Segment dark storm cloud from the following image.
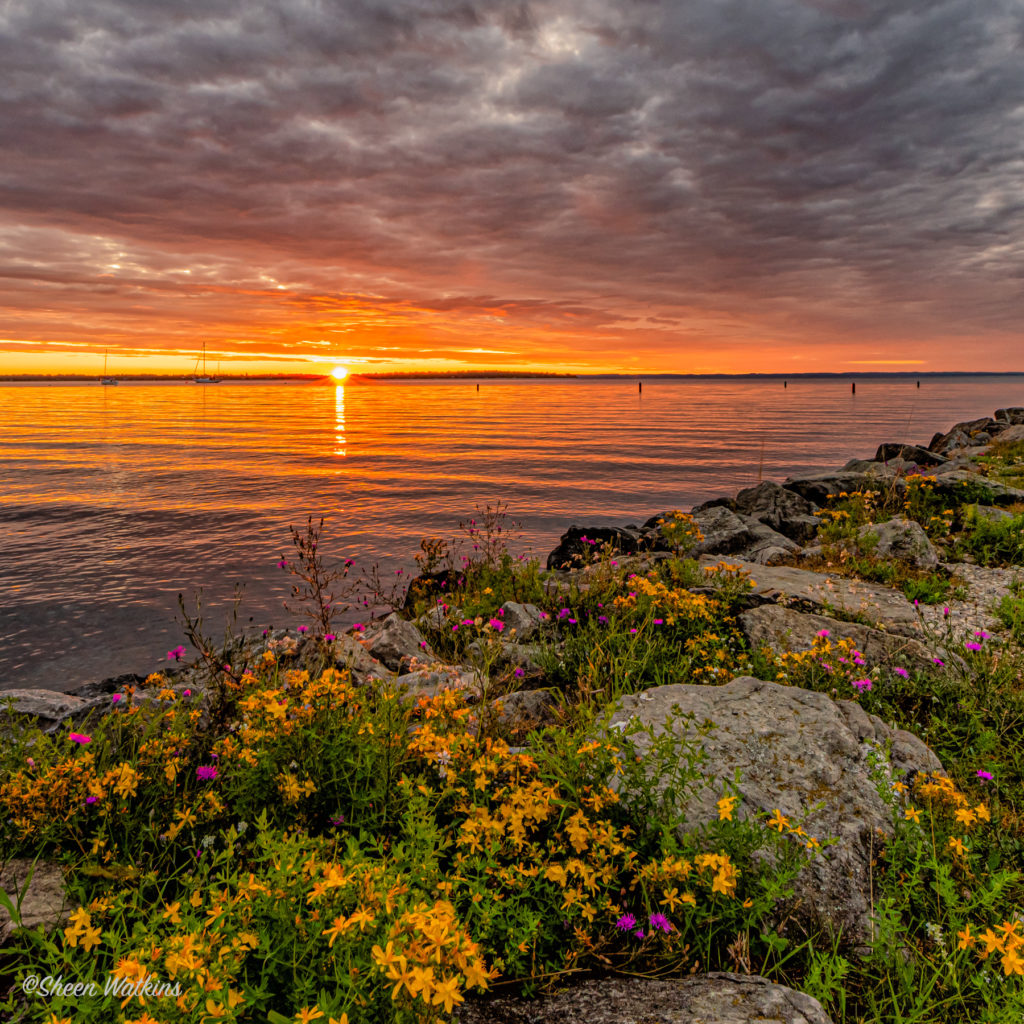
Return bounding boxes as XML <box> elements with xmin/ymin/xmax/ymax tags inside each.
<box><xmin>2</xmin><ymin>0</ymin><xmax>1023</xmax><ymax>359</ymax></box>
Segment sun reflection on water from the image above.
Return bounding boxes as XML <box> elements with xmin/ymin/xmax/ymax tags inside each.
<box><xmin>335</xmin><ymin>384</ymin><xmax>346</xmax><ymax>456</ymax></box>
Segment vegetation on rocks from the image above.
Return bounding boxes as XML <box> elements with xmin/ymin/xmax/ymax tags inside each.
<box><xmin>3</xmin><ymin>414</ymin><xmax>1024</xmax><ymax>1024</ymax></box>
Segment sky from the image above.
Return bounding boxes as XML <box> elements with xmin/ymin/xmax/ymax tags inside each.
<box><xmin>2</xmin><ymin>0</ymin><xmax>1024</xmax><ymax>376</ymax></box>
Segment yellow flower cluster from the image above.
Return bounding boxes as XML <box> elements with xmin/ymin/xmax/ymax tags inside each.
<box><xmin>957</xmin><ymin>920</ymin><xmax>1024</xmax><ymax>976</ymax></box>
<box><xmin>613</xmin><ymin>575</ymin><xmax>719</xmax><ymax>625</ymax></box>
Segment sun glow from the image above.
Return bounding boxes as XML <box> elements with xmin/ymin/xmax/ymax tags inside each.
<box><xmin>330</xmin><ymin>365</ymin><xmax>349</xmax><ymax>380</ymax></box>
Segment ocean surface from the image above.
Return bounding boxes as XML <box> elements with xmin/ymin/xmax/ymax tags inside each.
<box><xmin>2</xmin><ymin>375</ymin><xmax>1021</xmax><ymax>692</ymax></box>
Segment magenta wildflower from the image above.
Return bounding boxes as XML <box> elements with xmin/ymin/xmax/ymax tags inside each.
<box><xmin>965</xmin><ymin>641</ymin><xmax>982</xmax><ymax>652</ymax></box>
<box><xmin>634</xmin><ymin>929</ymin><xmax>645</xmax><ymax>939</ymax></box>
<box><xmin>85</xmin><ymin>796</ymin><xmax>98</xmax><ymax>804</ymax></box>
<box><xmin>167</xmin><ymin>645</ymin><xmax>186</xmax><ymax>662</ymax></box>
<box><xmin>277</xmin><ymin>559</ymin><xmax>289</xmax><ymax>569</ymax></box>
<box><xmin>852</xmin><ymin>678</ymin><xmax>872</xmax><ymax>693</ymax></box>
<box><xmin>630</xmin><ymin>628</ymin><xmax>638</xmax><ymax>635</ymax></box>
<box><xmin>894</xmin><ymin>667</ymin><xmax>910</xmax><ymax>679</ymax></box>
<box><xmin>974</xmin><ymin>630</ymin><xmax>990</xmax><ymax>639</ymax></box>
<box><xmin>111</xmin><ymin>693</ymin><xmax>122</xmax><ymax>704</ymax></box>
<box><xmin>598</xmin><ymin>615</ymin><xmax>609</xmax><ymax>624</ymax></box>
<box><xmin>183</xmin><ymin>689</ymin><xmax>192</xmax><ymax>697</ymax></box>
<box><xmin>615</xmin><ymin>914</ymin><xmax>637</xmax><ymax>931</ymax></box>
<box><xmin>649</xmin><ymin>913</ymin><xmax>672</xmax><ymax>933</ymax></box>
<box><xmin>324</xmin><ymin>633</ymin><xmax>336</xmax><ymax>642</ymax></box>
<box><xmin>558</xmin><ymin>608</ymin><xmax>571</xmax><ymax>620</ymax></box>
<box><xmin>539</xmin><ymin>612</ymin><xmax>549</xmax><ymax>620</ymax></box>
<box><xmin>462</xmin><ymin>618</ymin><xmax>475</xmax><ymax>626</ymax></box>
<box><xmin>489</xmin><ymin>618</ymin><xmax>505</xmax><ymax>632</ymax></box>
<box><xmin>514</xmin><ymin>667</ymin><xmax>525</xmax><ymax>678</ymax></box>
<box><xmin>943</xmin><ymin>606</ymin><xmax>950</xmax><ymax>617</ymax></box>
<box><xmin>653</xmin><ymin>618</ymin><xmax>664</xmax><ymax>625</ymax></box>
<box><xmin>353</xmin><ymin>622</ymin><xmax>365</xmax><ymax>631</ymax></box>
<box><xmin>196</xmin><ymin>765</ymin><xmax>218</xmax><ymax>782</ymax></box>
<box><xmin>816</xmin><ymin>629</ymin><xmax>830</xmax><ymax>638</ymax></box>
<box><xmin>297</xmin><ymin>625</ymin><xmax>308</xmax><ymax>634</ymax></box>
<box><xmin>69</xmin><ymin>733</ymin><xmax>91</xmax><ymax>744</ymax></box>
<box><xmin>933</xmin><ymin>657</ymin><xmax>945</xmax><ymax>666</ymax></box>
<box><xmin>976</xmin><ymin>770</ymin><xmax>994</xmax><ymax>781</ymax></box>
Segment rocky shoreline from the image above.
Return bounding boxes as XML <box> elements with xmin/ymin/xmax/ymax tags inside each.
<box><xmin>3</xmin><ymin>406</ymin><xmax>1024</xmax><ymax>1024</ymax></box>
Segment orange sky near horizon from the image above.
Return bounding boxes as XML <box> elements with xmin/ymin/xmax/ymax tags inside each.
<box><xmin>3</xmin><ymin>2</ymin><xmax>1024</xmax><ymax>378</ymax></box>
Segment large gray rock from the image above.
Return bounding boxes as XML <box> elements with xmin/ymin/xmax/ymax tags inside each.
<box><xmin>499</xmin><ymin>602</ymin><xmax>545</xmax><ymax>641</ymax></box>
<box><xmin>454</xmin><ymin>973</ymin><xmax>834</xmax><ymax>1024</ymax></box>
<box><xmin>0</xmin><ymin>689</ymin><xmax>105</xmax><ymax>734</ymax></box>
<box><xmin>875</xmin><ymin>443</ymin><xmax>947</xmax><ymax>467</ymax></box>
<box><xmin>930</xmin><ymin>470</ymin><xmax>1024</xmax><ymax>506</ymax></box>
<box><xmin>366</xmin><ymin>613</ymin><xmax>436</xmax><ymax>672</ymax></box>
<box><xmin>330</xmin><ymin>635</ymin><xmax>395</xmax><ymax>686</ymax></box>
<box><xmin>699</xmin><ymin>557</ymin><xmax>922</xmax><ymax>636</ymax></box>
<box><xmin>690</xmin><ymin>506</ymin><xmax>756</xmax><ymax>556</ymax></box>
<box><xmin>783</xmin><ymin>467</ymin><xmax>900</xmax><ymax>506</ymax></box>
<box><xmin>736</xmin><ymin>515</ymin><xmax>803</xmax><ymax>565</ymax></box>
<box><xmin>995</xmin><ymin>423</ymin><xmax>1024</xmax><ymax>443</ymax></box>
<box><xmin>397</xmin><ymin>667</ymin><xmax>479</xmax><ymax>700</ymax></box>
<box><xmin>0</xmin><ymin>860</ymin><xmax>70</xmax><ymax>940</ymax></box>
<box><xmin>547</xmin><ymin>524</ymin><xmax>655</xmax><ymax>570</ymax></box>
<box><xmin>856</xmin><ymin>517</ymin><xmax>939</xmax><ymax>568</ymax></box>
<box><xmin>739</xmin><ymin>605</ymin><xmax>936</xmax><ymax>671</ymax></box>
<box><xmin>732</xmin><ymin>481</ymin><xmax>821</xmax><ymax>543</ymax></box>
<box><xmin>608</xmin><ymin>677</ymin><xmax>942</xmax><ymax>945</ymax></box>
<box><xmin>994</xmin><ymin>407</ymin><xmax>1024</xmax><ymax>425</ymax></box>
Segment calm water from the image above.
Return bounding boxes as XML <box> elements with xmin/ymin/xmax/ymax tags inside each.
<box><xmin>2</xmin><ymin>376</ymin><xmax>1021</xmax><ymax>691</ymax></box>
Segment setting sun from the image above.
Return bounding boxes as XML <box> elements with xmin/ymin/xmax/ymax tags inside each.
<box><xmin>330</xmin><ymin>366</ymin><xmax>349</xmax><ymax>380</ymax></box>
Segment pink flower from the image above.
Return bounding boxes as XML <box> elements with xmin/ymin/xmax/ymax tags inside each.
<box><xmin>893</xmin><ymin>667</ymin><xmax>909</xmax><ymax>679</ymax></box>
<box><xmin>816</xmin><ymin>629</ymin><xmax>830</xmax><ymax>638</ymax></box>
<box><xmin>68</xmin><ymin>733</ymin><xmax>91</xmax><ymax>744</ymax></box>
<box><xmin>489</xmin><ymin>618</ymin><xmax>505</xmax><ymax>632</ymax></box>
<box><xmin>111</xmin><ymin>694</ymin><xmax>122</xmax><ymax>704</ymax></box>
<box><xmin>353</xmin><ymin>622</ymin><xmax>365</xmax><ymax>631</ymax></box>
<box><xmin>277</xmin><ymin>559</ymin><xmax>289</xmax><ymax>569</ymax></box>
<box><xmin>615</xmin><ymin>913</ymin><xmax>637</xmax><ymax>931</ymax></box>
<box><xmin>196</xmin><ymin>765</ymin><xmax>218</xmax><ymax>781</ymax></box>
<box><xmin>85</xmin><ymin>796</ymin><xmax>98</xmax><ymax>804</ymax></box>
<box><xmin>649</xmin><ymin>913</ymin><xmax>672</xmax><ymax>933</ymax></box>
<box><xmin>943</xmin><ymin>606</ymin><xmax>950</xmax><ymax>618</ymax></box>
<box><xmin>297</xmin><ymin>625</ymin><xmax>308</xmax><ymax>634</ymax></box>
<box><xmin>514</xmin><ymin>667</ymin><xmax>525</xmax><ymax>678</ymax></box>
<box><xmin>324</xmin><ymin>633</ymin><xmax>336</xmax><ymax>642</ymax></box>
<box><xmin>965</xmin><ymin>641</ymin><xmax>982</xmax><ymax>652</ymax></box>
<box><xmin>852</xmin><ymin>678</ymin><xmax>872</xmax><ymax>693</ymax></box>
<box><xmin>974</xmin><ymin>630</ymin><xmax>990</xmax><ymax>639</ymax></box>
<box><xmin>932</xmin><ymin>658</ymin><xmax>945</xmax><ymax>666</ymax></box>
<box><xmin>183</xmin><ymin>689</ymin><xmax>192</xmax><ymax>697</ymax></box>
<box><xmin>976</xmin><ymin>770</ymin><xmax>994</xmax><ymax>781</ymax></box>
<box><xmin>167</xmin><ymin>645</ymin><xmax>186</xmax><ymax>662</ymax></box>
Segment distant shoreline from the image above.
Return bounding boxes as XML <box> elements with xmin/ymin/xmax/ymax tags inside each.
<box><xmin>3</xmin><ymin>369</ymin><xmax>1023</xmax><ymax>383</ymax></box>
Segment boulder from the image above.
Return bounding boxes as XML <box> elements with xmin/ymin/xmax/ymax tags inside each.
<box><xmin>690</xmin><ymin>506</ymin><xmax>756</xmax><ymax>556</ymax></box>
<box><xmin>608</xmin><ymin>677</ymin><xmax>943</xmax><ymax>945</ymax></box>
<box><xmin>930</xmin><ymin>470</ymin><xmax>1024</xmax><ymax>506</ymax></box>
<box><xmin>547</xmin><ymin>525</ymin><xmax>657</xmax><ymax>570</ymax></box>
<box><xmin>856</xmin><ymin>517</ymin><xmax>939</xmax><ymax>568</ymax></box>
<box><xmin>0</xmin><ymin>860</ymin><xmax>70</xmax><ymax>941</ymax></box>
<box><xmin>499</xmin><ymin>602</ymin><xmax>545</xmax><ymax>641</ymax></box>
<box><xmin>491</xmin><ymin>688</ymin><xmax>558</xmax><ymax>735</ymax></box>
<box><xmin>0</xmin><ymin>689</ymin><xmax>105</xmax><ymax>734</ymax></box>
<box><xmin>699</xmin><ymin>557</ymin><xmax>922</xmax><ymax>636</ymax></box>
<box><xmin>398</xmin><ymin>667</ymin><xmax>479</xmax><ymax>700</ymax></box>
<box><xmin>735</xmin><ymin>515</ymin><xmax>802</xmax><ymax>565</ymax></box>
<box><xmin>971</xmin><ymin>505</ymin><xmax>1014</xmax><ymax>523</ymax></box>
<box><xmin>366</xmin><ymin>613</ymin><xmax>436</xmax><ymax>673</ymax></box>
<box><xmin>730</xmin><ymin>481</ymin><xmax>821</xmax><ymax>543</ymax></box>
<box><xmin>330</xmin><ymin>635</ymin><xmax>395</xmax><ymax>686</ymax></box>
<box><xmin>875</xmin><ymin>443</ymin><xmax>947</xmax><ymax>468</ymax></box>
<box><xmin>783</xmin><ymin>467</ymin><xmax>900</xmax><ymax>507</ymax></box>
<box><xmin>453</xmin><ymin>973</ymin><xmax>835</xmax><ymax>1024</ymax></box>
<box><xmin>739</xmin><ymin>605</ymin><xmax>936</xmax><ymax>671</ymax></box>
<box><xmin>926</xmin><ymin>418</ymin><xmax>1004</xmax><ymax>455</ymax></box>
<box><xmin>994</xmin><ymin>407</ymin><xmax>1024</xmax><ymax>425</ymax></box>
<box><xmin>996</xmin><ymin>423</ymin><xmax>1024</xmax><ymax>443</ymax></box>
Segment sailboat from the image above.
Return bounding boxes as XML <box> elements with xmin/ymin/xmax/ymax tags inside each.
<box><xmin>191</xmin><ymin>343</ymin><xmax>220</xmax><ymax>384</ymax></box>
<box><xmin>100</xmin><ymin>349</ymin><xmax>118</xmax><ymax>385</ymax></box>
